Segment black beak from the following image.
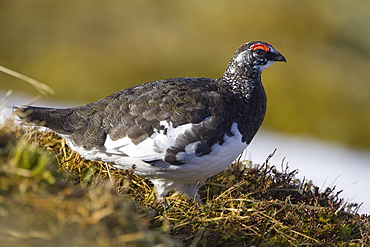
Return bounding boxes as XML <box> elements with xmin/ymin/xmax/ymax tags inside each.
<box><xmin>273</xmin><ymin>52</ymin><xmax>286</xmax><ymax>63</ymax></box>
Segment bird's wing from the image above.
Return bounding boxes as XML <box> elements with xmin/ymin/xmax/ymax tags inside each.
<box><xmin>99</xmin><ymin>77</ymin><xmax>237</xmax><ymax>165</ymax></box>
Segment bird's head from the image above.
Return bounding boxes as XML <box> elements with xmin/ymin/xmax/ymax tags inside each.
<box><xmin>234</xmin><ymin>41</ymin><xmax>286</xmax><ymax>72</ymax></box>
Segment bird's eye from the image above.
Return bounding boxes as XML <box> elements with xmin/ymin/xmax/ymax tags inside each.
<box><xmin>254</xmin><ymin>49</ymin><xmax>265</xmax><ymax>55</ymax></box>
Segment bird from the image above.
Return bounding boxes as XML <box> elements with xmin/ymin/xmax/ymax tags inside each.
<box><xmin>14</xmin><ymin>41</ymin><xmax>286</xmax><ymax>203</ymax></box>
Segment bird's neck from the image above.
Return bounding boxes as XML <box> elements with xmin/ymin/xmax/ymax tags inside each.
<box><xmin>220</xmin><ymin>61</ymin><xmax>263</xmax><ymax>100</ymax></box>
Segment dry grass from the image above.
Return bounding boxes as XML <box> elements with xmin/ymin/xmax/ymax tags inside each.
<box><xmin>1</xmin><ymin>118</ymin><xmax>369</xmax><ymax>246</ymax></box>
<box><xmin>0</xmin><ymin>65</ymin><xmax>54</xmax><ymax>96</ymax></box>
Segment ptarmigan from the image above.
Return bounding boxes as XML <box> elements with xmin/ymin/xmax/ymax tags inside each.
<box><xmin>14</xmin><ymin>41</ymin><xmax>286</xmax><ymax>203</ymax></box>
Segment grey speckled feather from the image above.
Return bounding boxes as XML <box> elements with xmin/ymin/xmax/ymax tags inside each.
<box><xmin>14</xmin><ymin>41</ymin><xmax>286</xmax><ymax>201</ymax></box>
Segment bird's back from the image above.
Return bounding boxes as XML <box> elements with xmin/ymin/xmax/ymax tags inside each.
<box><xmin>15</xmin><ymin>77</ymin><xmax>245</xmax><ymax>151</ymax></box>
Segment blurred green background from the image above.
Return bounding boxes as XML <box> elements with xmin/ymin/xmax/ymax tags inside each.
<box><xmin>1</xmin><ymin>0</ymin><xmax>369</xmax><ymax>148</ymax></box>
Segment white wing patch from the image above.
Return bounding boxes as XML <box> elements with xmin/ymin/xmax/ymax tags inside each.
<box><xmin>104</xmin><ymin>120</ymin><xmax>195</xmax><ymax>161</ymax></box>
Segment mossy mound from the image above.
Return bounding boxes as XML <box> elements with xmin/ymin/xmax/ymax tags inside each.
<box><xmin>1</xmin><ymin>119</ymin><xmax>369</xmax><ymax>246</ymax></box>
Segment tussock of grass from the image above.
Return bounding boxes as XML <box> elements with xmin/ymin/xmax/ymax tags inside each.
<box><xmin>1</xmin><ymin>119</ymin><xmax>369</xmax><ymax>246</ymax></box>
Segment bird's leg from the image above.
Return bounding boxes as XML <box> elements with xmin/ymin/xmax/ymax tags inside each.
<box><xmin>162</xmin><ymin>197</ymin><xmax>170</xmax><ymax>209</ymax></box>
<box><xmin>194</xmin><ymin>194</ymin><xmax>204</xmax><ymax>206</ymax></box>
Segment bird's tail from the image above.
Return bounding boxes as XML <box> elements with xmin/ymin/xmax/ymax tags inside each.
<box><xmin>13</xmin><ymin>105</ymin><xmax>81</xmax><ymax>134</ymax></box>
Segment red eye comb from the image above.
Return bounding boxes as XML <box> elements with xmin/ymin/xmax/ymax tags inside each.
<box><xmin>251</xmin><ymin>43</ymin><xmax>270</xmax><ymax>52</ymax></box>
